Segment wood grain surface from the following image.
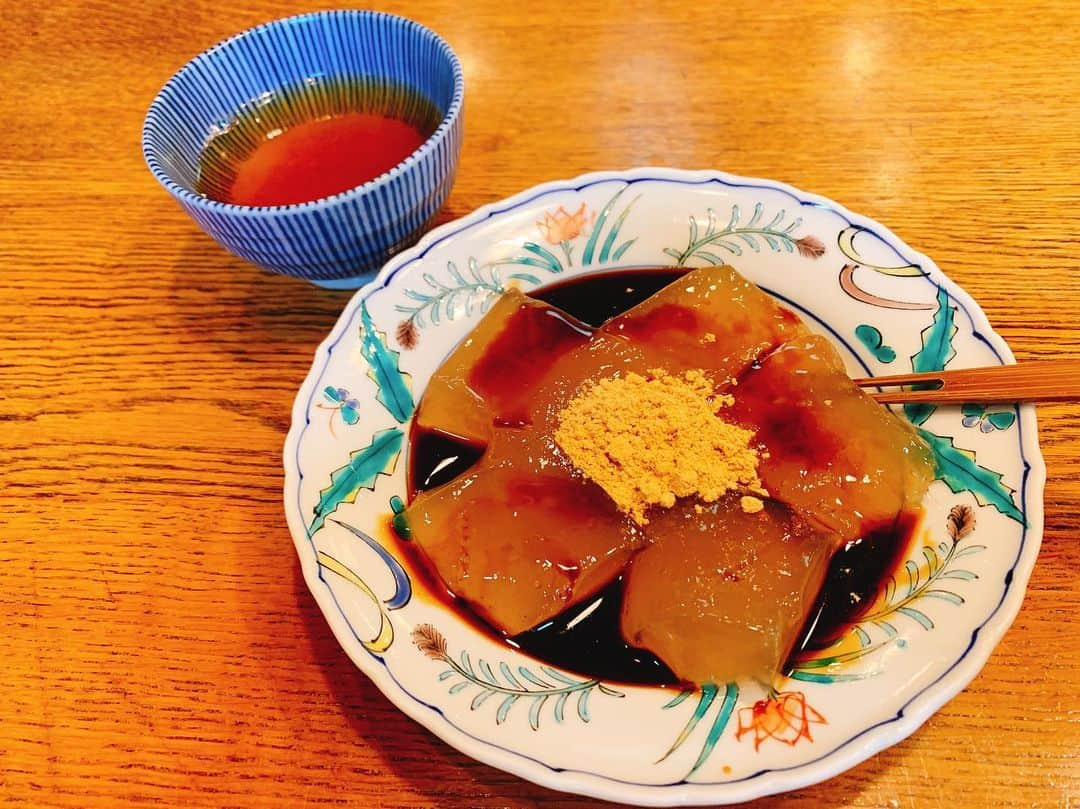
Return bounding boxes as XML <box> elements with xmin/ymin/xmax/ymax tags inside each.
<box><xmin>2</xmin><ymin>1</ymin><xmax>1078</xmax><ymax>806</ymax></box>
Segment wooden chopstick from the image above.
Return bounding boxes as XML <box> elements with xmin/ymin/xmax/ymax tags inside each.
<box><xmin>852</xmin><ymin>358</ymin><xmax>1080</xmax><ymax>404</ymax></box>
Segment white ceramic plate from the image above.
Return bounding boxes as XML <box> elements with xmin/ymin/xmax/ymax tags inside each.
<box><xmin>283</xmin><ymin>168</ymin><xmax>1044</xmax><ymax>805</ymax></box>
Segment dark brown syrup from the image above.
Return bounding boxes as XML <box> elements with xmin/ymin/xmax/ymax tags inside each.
<box><xmin>407</xmin><ymin>428</ymin><xmax>485</xmax><ymax>499</ymax></box>
<box><xmin>405</xmin><ymin>268</ymin><xmax>920</xmax><ymax>685</ymax></box>
<box><xmin>792</xmin><ymin>510</ymin><xmax>921</xmax><ymax>653</ymax></box>
<box><xmin>508</xmin><ymin>576</ymin><xmax>677</xmax><ymax>684</ymax></box>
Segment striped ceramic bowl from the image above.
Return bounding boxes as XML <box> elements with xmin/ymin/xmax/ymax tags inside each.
<box><xmin>142</xmin><ymin>11</ymin><xmax>464</xmax><ymax>288</ymax></box>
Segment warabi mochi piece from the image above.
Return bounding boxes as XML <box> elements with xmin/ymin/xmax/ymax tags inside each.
<box><xmin>621</xmin><ymin>495</ymin><xmax>835</xmax><ymax>684</ymax></box>
<box><xmin>728</xmin><ymin>335</ymin><xmax>935</xmax><ymax>540</ymax></box>
<box><xmin>602</xmin><ymin>265</ymin><xmax>810</xmax><ymax>381</ymax></box>
<box><xmin>527</xmin><ymin>332</ymin><xmax>651</xmax><ymax>435</ymax></box>
<box><xmin>407</xmin><ymin>427</ymin><xmax>644</xmax><ymax>635</ymax></box>
<box><xmin>414</xmin><ymin>288</ymin><xmax>590</xmax><ymax>443</ymax></box>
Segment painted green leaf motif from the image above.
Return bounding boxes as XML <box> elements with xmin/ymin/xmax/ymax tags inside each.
<box><xmin>657</xmin><ymin>682</ymin><xmax>739</xmax><ymax>777</ymax></box>
<box><xmin>528</xmin><ymin>695</ymin><xmax>549</xmax><ymax>730</ymax></box>
<box><xmin>394</xmin><ymin>258</ymin><xmax>544</xmax><ymax>329</ymax></box>
<box><xmin>576</xmin><ymin>688</ymin><xmax>592</xmax><ymax>722</ymax></box>
<box><xmin>909</xmin><ymin>397</ymin><xmax>943</xmax><ymax>430</ymax></box>
<box><xmin>897</xmin><ymin>606</ymin><xmax>934</xmax><ymax>630</ymax></box>
<box><xmin>689</xmin><ymin>682</ymin><xmax>738</xmax><ymax>777</ymax></box>
<box><xmin>662</xmin><ymin>688</ymin><xmax>693</xmax><ymax>710</ymax></box>
<box><xmin>987</xmin><ymin>411</ymin><xmax>1017</xmax><ymax>431</ymax></box>
<box><xmin>911</xmin><ymin>287</ymin><xmax>957</xmax><ymax>371</ymax></box>
<box><xmin>411</xmin><ymin>623</ymin><xmax>621</xmax><ymax>730</ymax></box>
<box><xmin>854</xmin><ymin>625</ymin><xmax>872</xmax><ymax>647</ymax></box>
<box><xmin>658</xmin><ymin>684</ymin><xmax>717</xmax><ymax>764</ymax></box>
<box><xmin>611</xmin><ymin>238</ymin><xmax>637</xmax><ymax>261</ymax></box>
<box><xmin>389</xmin><ymin>494</ymin><xmax>410</xmax><ymax>539</ymax></box>
<box><xmin>553</xmin><ymin>691</ymin><xmax>569</xmax><ymax>722</ymax></box>
<box><xmin>310</xmin><ymin>427</ymin><xmax>404</xmax><ymax>535</ymax></box>
<box><xmin>854</xmin><ymin>323</ymin><xmax>897</xmax><ymax>363</ymax></box>
<box><xmin>917</xmin><ymin>428</ymin><xmax>1024</xmax><ymax>523</ymax></box>
<box><xmin>360</xmin><ymin>302</ymin><xmax>414</xmax><ymax>423</ymax></box>
<box><xmin>789</xmin><ymin>670</ymin><xmax>875</xmax><ymax>684</ymax></box>
<box><xmin>496</xmin><ymin>695</ymin><xmax>517</xmax><ymax>725</ymax></box>
<box><xmin>522</xmin><ymin>242</ymin><xmax>563</xmax><ymax>273</ymax></box>
<box><xmin>904</xmin><ymin>286</ymin><xmax>957</xmax><ymax>427</ymax></box>
<box><xmin>582</xmin><ymin>186</ymin><xmax>628</xmax><ymax>266</ymax></box>
<box><xmin>471</xmin><ymin>690</ymin><xmax>494</xmax><ymax>710</ymax></box>
<box><xmin>598</xmin><ymin>194</ymin><xmax>641</xmax><ymax>263</ymax></box>
<box><xmin>667</xmin><ymin>204</ymin><xmax>811</xmax><ymax>266</ymax></box>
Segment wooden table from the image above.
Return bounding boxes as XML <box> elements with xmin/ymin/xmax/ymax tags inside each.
<box><xmin>4</xmin><ymin>1</ymin><xmax>1078</xmax><ymax>806</ymax></box>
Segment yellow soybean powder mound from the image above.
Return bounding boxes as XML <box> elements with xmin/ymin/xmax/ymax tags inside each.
<box><xmin>554</xmin><ymin>368</ymin><xmax>766</xmax><ymax>525</ymax></box>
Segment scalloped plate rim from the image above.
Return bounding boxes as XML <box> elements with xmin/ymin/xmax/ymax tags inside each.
<box><xmin>282</xmin><ymin>167</ymin><xmax>1046</xmax><ymax>806</ymax></box>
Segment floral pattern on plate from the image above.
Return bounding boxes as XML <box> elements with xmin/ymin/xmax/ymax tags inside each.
<box><xmin>284</xmin><ymin>168</ymin><xmax>1043</xmax><ymax>806</ymax></box>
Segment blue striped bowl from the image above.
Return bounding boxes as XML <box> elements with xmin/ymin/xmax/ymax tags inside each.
<box><xmin>142</xmin><ymin>11</ymin><xmax>464</xmax><ymax>288</ymax></box>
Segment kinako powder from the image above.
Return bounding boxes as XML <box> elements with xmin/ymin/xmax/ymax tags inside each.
<box><xmin>553</xmin><ymin>368</ymin><xmax>767</xmax><ymax>525</ymax></box>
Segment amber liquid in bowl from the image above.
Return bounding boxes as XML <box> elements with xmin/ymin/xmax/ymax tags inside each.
<box><xmin>197</xmin><ymin>78</ymin><xmax>442</xmax><ymax>207</ymax></box>
<box><xmin>407</xmin><ymin>269</ymin><xmax>922</xmax><ymax>686</ymax></box>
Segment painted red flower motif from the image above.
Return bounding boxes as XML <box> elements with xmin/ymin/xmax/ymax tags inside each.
<box><xmin>536</xmin><ymin>202</ymin><xmax>594</xmax><ymax>244</ymax></box>
<box><xmin>735</xmin><ymin>690</ymin><xmax>826</xmax><ymax>752</ymax></box>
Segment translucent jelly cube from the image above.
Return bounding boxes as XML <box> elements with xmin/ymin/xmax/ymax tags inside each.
<box><xmin>621</xmin><ymin>495</ymin><xmax>835</xmax><ymax>684</ymax></box>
